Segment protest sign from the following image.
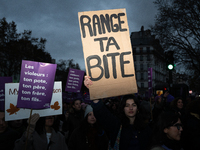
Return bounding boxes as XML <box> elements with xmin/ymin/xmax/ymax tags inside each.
<box><xmin>65</xmin><ymin>68</ymin><xmax>85</xmax><ymax>93</ymax></box>
<box><xmin>62</xmin><ymin>92</ymin><xmax>84</xmax><ymax>103</ymax></box>
<box><xmin>148</xmin><ymin>68</ymin><xmax>153</xmax><ymax>98</ymax></box>
<box><xmin>17</xmin><ymin>60</ymin><xmax>57</xmax><ymax>109</ymax></box>
<box><xmin>0</xmin><ymin>77</ymin><xmax>12</xmax><ymax>111</ymax></box>
<box><xmin>62</xmin><ymin>92</ymin><xmax>73</xmax><ymax>103</ymax></box>
<box><xmin>5</xmin><ymin>82</ymin><xmax>62</xmax><ymax>121</ymax></box>
<box><xmin>78</xmin><ymin>8</ymin><xmax>137</xmax><ymax>99</ymax></box>
<box><xmin>83</xmin><ymin>91</ymin><xmax>91</xmax><ymax>104</ymax></box>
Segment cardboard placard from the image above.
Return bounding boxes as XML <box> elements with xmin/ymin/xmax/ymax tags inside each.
<box><xmin>5</xmin><ymin>82</ymin><xmax>62</xmax><ymax>121</ymax></box>
<box><xmin>78</xmin><ymin>8</ymin><xmax>137</xmax><ymax>99</ymax></box>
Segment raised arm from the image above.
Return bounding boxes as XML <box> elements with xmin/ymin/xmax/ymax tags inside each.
<box><xmin>84</xmin><ymin>76</ymin><xmax>99</xmax><ymax>103</ymax></box>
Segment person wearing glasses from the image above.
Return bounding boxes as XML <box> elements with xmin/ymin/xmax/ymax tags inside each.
<box><xmin>150</xmin><ymin>112</ymin><xmax>183</xmax><ymax>150</ymax></box>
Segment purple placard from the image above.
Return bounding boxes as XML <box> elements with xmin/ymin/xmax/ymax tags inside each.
<box><xmin>83</xmin><ymin>91</ymin><xmax>91</xmax><ymax>104</ymax></box>
<box><xmin>148</xmin><ymin>68</ymin><xmax>153</xmax><ymax>98</ymax></box>
<box><xmin>17</xmin><ymin>60</ymin><xmax>57</xmax><ymax>109</ymax></box>
<box><xmin>65</xmin><ymin>68</ymin><xmax>85</xmax><ymax>93</ymax></box>
<box><xmin>62</xmin><ymin>92</ymin><xmax>74</xmax><ymax>103</ymax></box>
<box><xmin>0</xmin><ymin>77</ymin><xmax>12</xmax><ymax>111</ymax></box>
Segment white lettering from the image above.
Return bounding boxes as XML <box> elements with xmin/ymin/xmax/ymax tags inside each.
<box><xmin>23</xmin><ymin>77</ymin><xmax>32</xmax><ymax>82</ymax></box>
<box><xmin>32</xmin><ymin>91</ymin><xmax>46</xmax><ymax>96</ymax></box>
<box><xmin>33</xmin><ymin>85</ymin><xmax>46</xmax><ymax>90</ymax></box>
<box><xmin>31</xmin><ymin>97</ymin><xmax>40</xmax><ymax>102</ymax></box>
<box><xmin>23</xmin><ymin>84</ymin><xmax>32</xmax><ymax>88</ymax></box>
<box><xmin>33</xmin><ymin>79</ymin><xmax>47</xmax><ymax>84</ymax></box>
<box><xmin>21</xmin><ymin>96</ymin><xmax>30</xmax><ymax>101</ymax></box>
<box><xmin>22</xmin><ymin>90</ymin><xmax>31</xmax><ymax>95</ymax></box>
<box><xmin>25</xmin><ymin>64</ymin><xmax>34</xmax><ymax>69</ymax></box>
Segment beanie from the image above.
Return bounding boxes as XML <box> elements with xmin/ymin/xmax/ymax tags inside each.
<box><xmin>84</xmin><ymin>105</ymin><xmax>93</xmax><ymax>118</ymax></box>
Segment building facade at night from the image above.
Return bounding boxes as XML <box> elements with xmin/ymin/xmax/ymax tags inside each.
<box><xmin>130</xmin><ymin>26</ymin><xmax>167</xmax><ymax>97</ymax></box>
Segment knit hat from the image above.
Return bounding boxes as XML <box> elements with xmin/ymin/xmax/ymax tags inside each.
<box><xmin>84</xmin><ymin>105</ymin><xmax>93</xmax><ymax>118</ymax></box>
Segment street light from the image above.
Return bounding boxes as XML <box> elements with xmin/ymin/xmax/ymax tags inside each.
<box><xmin>167</xmin><ymin>64</ymin><xmax>174</xmax><ymax>70</ymax></box>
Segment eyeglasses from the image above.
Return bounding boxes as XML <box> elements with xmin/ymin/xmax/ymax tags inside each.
<box><xmin>172</xmin><ymin>123</ymin><xmax>183</xmax><ymax>130</ymax></box>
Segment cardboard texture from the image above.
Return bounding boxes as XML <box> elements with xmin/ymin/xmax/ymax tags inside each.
<box><xmin>78</xmin><ymin>8</ymin><xmax>137</xmax><ymax>99</ymax></box>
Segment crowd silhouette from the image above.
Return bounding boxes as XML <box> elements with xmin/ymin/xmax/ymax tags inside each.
<box><xmin>0</xmin><ymin>79</ymin><xmax>200</xmax><ymax>150</ymax></box>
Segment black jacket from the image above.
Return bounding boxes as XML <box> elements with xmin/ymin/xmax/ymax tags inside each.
<box><xmin>62</xmin><ymin>109</ymin><xmax>84</xmax><ymax>143</ymax></box>
<box><xmin>91</xmin><ymin>100</ymin><xmax>152</xmax><ymax>150</ymax></box>
<box><xmin>68</xmin><ymin>125</ymin><xmax>108</xmax><ymax>150</ymax></box>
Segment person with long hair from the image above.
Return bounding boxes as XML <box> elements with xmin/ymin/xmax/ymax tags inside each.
<box><xmin>62</xmin><ymin>99</ymin><xmax>84</xmax><ymax>144</ymax></box>
<box><xmin>84</xmin><ymin>76</ymin><xmax>152</xmax><ymax>150</ymax></box>
<box><xmin>150</xmin><ymin>112</ymin><xmax>183</xmax><ymax>150</ymax></box>
<box><xmin>14</xmin><ymin>114</ymin><xmax>68</xmax><ymax>150</ymax></box>
<box><xmin>68</xmin><ymin>105</ymin><xmax>108</xmax><ymax>150</ymax></box>
<box><xmin>170</xmin><ymin>97</ymin><xmax>184</xmax><ymax>115</ymax></box>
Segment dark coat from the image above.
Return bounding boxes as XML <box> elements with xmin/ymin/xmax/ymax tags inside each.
<box><xmin>62</xmin><ymin>109</ymin><xmax>84</xmax><ymax>143</ymax></box>
<box><xmin>14</xmin><ymin>128</ymin><xmax>68</xmax><ymax>150</ymax></box>
<box><xmin>68</xmin><ymin>125</ymin><xmax>108</xmax><ymax>150</ymax></box>
<box><xmin>182</xmin><ymin>113</ymin><xmax>200</xmax><ymax>150</ymax></box>
<box><xmin>91</xmin><ymin>100</ymin><xmax>152</xmax><ymax>150</ymax></box>
<box><xmin>0</xmin><ymin>127</ymin><xmax>20</xmax><ymax>150</ymax></box>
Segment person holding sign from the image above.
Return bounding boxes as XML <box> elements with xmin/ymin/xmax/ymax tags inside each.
<box><xmin>84</xmin><ymin>76</ymin><xmax>152</xmax><ymax>150</ymax></box>
<box><xmin>14</xmin><ymin>113</ymin><xmax>68</xmax><ymax>150</ymax></box>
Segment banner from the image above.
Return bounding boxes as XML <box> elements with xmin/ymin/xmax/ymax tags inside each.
<box><xmin>148</xmin><ymin>68</ymin><xmax>153</xmax><ymax>98</ymax></box>
<box><xmin>83</xmin><ymin>91</ymin><xmax>91</xmax><ymax>104</ymax></box>
<box><xmin>5</xmin><ymin>82</ymin><xmax>62</xmax><ymax>121</ymax></box>
<box><xmin>17</xmin><ymin>60</ymin><xmax>57</xmax><ymax>109</ymax></box>
<box><xmin>0</xmin><ymin>77</ymin><xmax>12</xmax><ymax>111</ymax></box>
<box><xmin>65</xmin><ymin>68</ymin><xmax>85</xmax><ymax>93</ymax></box>
<box><xmin>78</xmin><ymin>8</ymin><xmax>137</xmax><ymax>99</ymax></box>
<box><xmin>62</xmin><ymin>92</ymin><xmax>83</xmax><ymax>103</ymax></box>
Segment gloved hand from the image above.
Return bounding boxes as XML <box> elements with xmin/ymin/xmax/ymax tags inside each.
<box><xmin>27</xmin><ymin>113</ymin><xmax>40</xmax><ymax>126</ymax></box>
<box><xmin>26</xmin><ymin>113</ymin><xmax>40</xmax><ymax>137</ymax></box>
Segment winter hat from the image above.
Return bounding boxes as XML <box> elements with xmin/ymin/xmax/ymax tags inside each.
<box><xmin>84</xmin><ymin>105</ymin><xmax>93</xmax><ymax>118</ymax></box>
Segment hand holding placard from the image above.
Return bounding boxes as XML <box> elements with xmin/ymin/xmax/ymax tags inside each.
<box><xmin>84</xmin><ymin>76</ymin><xmax>99</xmax><ymax>103</ymax></box>
<box><xmin>78</xmin><ymin>9</ymin><xmax>138</xmax><ymax>100</ymax></box>
<box><xmin>84</xmin><ymin>76</ymin><xmax>93</xmax><ymax>88</ymax></box>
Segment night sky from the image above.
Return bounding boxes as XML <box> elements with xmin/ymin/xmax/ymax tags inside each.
<box><xmin>0</xmin><ymin>0</ymin><xmax>157</xmax><ymax>70</ymax></box>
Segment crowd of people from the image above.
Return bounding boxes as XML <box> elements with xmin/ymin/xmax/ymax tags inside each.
<box><xmin>0</xmin><ymin>77</ymin><xmax>200</xmax><ymax>150</ymax></box>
